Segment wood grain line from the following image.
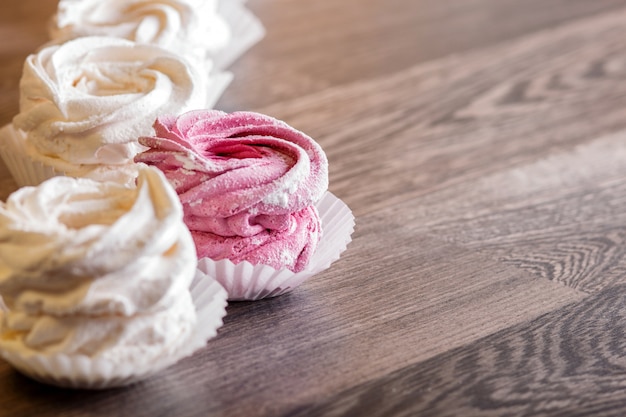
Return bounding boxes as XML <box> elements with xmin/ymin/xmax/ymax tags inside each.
<box><xmin>219</xmin><ymin>0</ymin><xmax>626</xmax><ymax>110</ymax></box>
<box><xmin>381</xmin><ymin>133</ymin><xmax>626</xmax><ymax>293</ymax></box>
<box><xmin>492</xmin><ymin>227</ymin><xmax>626</xmax><ymax>294</ymax></box>
<box><xmin>388</xmin><ymin>131</ymin><xmax>626</xmax><ymax>227</ymax></box>
<box><xmin>282</xmin><ymin>284</ymin><xmax>626</xmax><ymax>417</ymax></box>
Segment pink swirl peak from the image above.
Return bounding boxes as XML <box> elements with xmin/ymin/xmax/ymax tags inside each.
<box><xmin>135</xmin><ymin>110</ymin><xmax>329</xmax><ymax>272</ymax></box>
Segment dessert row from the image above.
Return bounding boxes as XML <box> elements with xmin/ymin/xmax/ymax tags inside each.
<box><xmin>0</xmin><ymin>0</ymin><xmax>354</xmax><ymax>388</ymax></box>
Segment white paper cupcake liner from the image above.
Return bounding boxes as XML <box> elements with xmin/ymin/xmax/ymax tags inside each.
<box><xmin>206</xmin><ymin>71</ymin><xmax>234</xmax><ymax>108</ymax></box>
<box><xmin>215</xmin><ymin>0</ymin><xmax>265</xmax><ymax>69</ymax></box>
<box><xmin>198</xmin><ymin>192</ymin><xmax>355</xmax><ymax>301</ymax></box>
<box><xmin>0</xmin><ymin>270</ymin><xmax>227</xmax><ymax>389</ymax></box>
<box><xmin>0</xmin><ymin>124</ymin><xmax>64</xmax><ymax>187</ymax></box>
<box><xmin>0</xmin><ymin>124</ymin><xmax>150</xmax><ymax>187</ymax></box>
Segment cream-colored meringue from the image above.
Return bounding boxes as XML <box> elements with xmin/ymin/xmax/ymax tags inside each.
<box><xmin>12</xmin><ymin>36</ymin><xmax>221</xmax><ymax>183</ymax></box>
<box><xmin>0</xmin><ymin>166</ymin><xmax>198</xmax><ymax>364</ymax></box>
<box><xmin>49</xmin><ymin>0</ymin><xmax>230</xmax><ymax>64</ymax></box>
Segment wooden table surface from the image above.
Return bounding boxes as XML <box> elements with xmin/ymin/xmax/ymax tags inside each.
<box><xmin>3</xmin><ymin>0</ymin><xmax>626</xmax><ymax>416</ymax></box>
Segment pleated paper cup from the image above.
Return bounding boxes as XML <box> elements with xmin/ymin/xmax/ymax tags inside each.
<box><xmin>0</xmin><ymin>124</ymin><xmax>64</xmax><ymax>187</ymax></box>
<box><xmin>0</xmin><ymin>124</ymin><xmax>143</xmax><ymax>187</ymax></box>
<box><xmin>198</xmin><ymin>192</ymin><xmax>355</xmax><ymax>301</ymax></box>
<box><xmin>206</xmin><ymin>71</ymin><xmax>234</xmax><ymax>108</ymax></box>
<box><xmin>214</xmin><ymin>0</ymin><xmax>265</xmax><ymax>69</ymax></box>
<box><xmin>0</xmin><ymin>270</ymin><xmax>227</xmax><ymax>389</ymax></box>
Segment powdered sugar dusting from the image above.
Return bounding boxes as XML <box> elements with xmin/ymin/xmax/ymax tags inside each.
<box><xmin>135</xmin><ymin>110</ymin><xmax>328</xmax><ymax>271</ymax></box>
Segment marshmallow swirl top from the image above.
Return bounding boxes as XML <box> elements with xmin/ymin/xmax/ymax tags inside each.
<box><xmin>13</xmin><ymin>36</ymin><xmax>212</xmax><ymax>168</ymax></box>
<box><xmin>136</xmin><ymin>110</ymin><xmax>328</xmax><ymax>227</ymax></box>
<box><xmin>49</xmin><ymin>0</ymin><xmax>230</xmax><ymax>63</ymax></box>
<box><xmin>135</xmin><ymin>110</ymin><xmax>328</xmax><ymax>271</ymax></box>
<box><xmin>0</xmin><ymin>166</ymin><xmax>197</xmax><ymax>359</ymax></box>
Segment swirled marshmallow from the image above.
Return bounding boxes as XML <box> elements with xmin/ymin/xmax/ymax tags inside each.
<box><xmin>49</xmin><ymin>0</ymin><xmax>231</xmax><ymax>64</ymax></box>
<box><xmin>12</xmin><ymin>36</ymin><xmax>217</xmax><ymax>182</ymax></box>
<box><xmin>0</xmin><ymin>166</ymin><xmax>198</xmax><ymax>363</ymax></box>
<box><xmin>135</xmin><ymin>110</ymin><xmax>329</xmax><ymax>272</ymax></box>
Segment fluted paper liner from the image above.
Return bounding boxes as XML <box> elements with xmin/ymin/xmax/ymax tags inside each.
<box><xmin>0</xmin><ymin>124</ymin><xmax>64</xmax><ymax>187</ymax></box>
<box><xmin>0</xmin><ymin>270</ymin><xmax>227</xmax><ymax>389</ymax></box>
<box><xmin>206</xmin><ymin>71</ymin><xmax>234</xmax><ymax>108</ymax></box>
<box><xmin>215</xmin><ymin>0</ymin><xmax>265</xmax><ymax>69</ymax></box>
<box><xmin>198</xmin><ymin>192</ymin><xmax>355</xmax><ymax>301</ymax></box>
<box><xmin>43</xmin><ymin>0</ymin><xmax>264</xmax><ymax>73</ymax></box>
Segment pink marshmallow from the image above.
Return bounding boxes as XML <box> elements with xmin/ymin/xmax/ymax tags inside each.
<box><xmin>135</xmin><ymin>110</ymin><xmax>328</xmax><ymax>272</ymax></box>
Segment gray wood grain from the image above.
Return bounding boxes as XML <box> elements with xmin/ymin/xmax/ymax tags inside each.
<box><xmin>220</xmin><ymin>0</ymin><xmax>626</xmax><ymax>110</ymax></box>
<box><xmin>286</xmin><ymin>284</ymin><xmax>626</xmax><ymax>417</ymax></box>
<box><xmin>389</xmin><ymin>132</ymin><xmax>626</xmax><ymax>293</ymax></box>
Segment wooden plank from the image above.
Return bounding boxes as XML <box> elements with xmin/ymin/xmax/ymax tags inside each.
<box><xmin>220</xmin><ymin>0</ymin><xmax>626</xmax><ymax>109</ymax></box>
<box><xmin>0</xmin><ymin>0</ymin><xmax>58</xmax><ymax>126</ymax></box>
<box><xmin>284</xmin><ymin>283</ymin><xmax>626</xmax><ymax>417</ymax></box>
<box><xmin>387</xmin><ymin>132</ymin><xmax>626</xmax><ymax>293</ymax></box>
<box><xmin>389</xmin><ymin>131</ymin><xmax>626</xmax><ymax>228</ymax></box>
<box><xmin>0</xmin><ymin>223</ymin><xmax>584</xmax><ymax>417</ymax></box>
